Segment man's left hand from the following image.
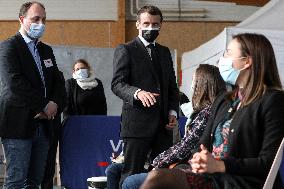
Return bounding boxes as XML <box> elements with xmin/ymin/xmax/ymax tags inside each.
<box><xmin>34</xmin><ymin>112</ymin><xmax>48</xmax><ymax>119</ymax></box>
<box><xmin>165</xmin><ymin>115</ymin><xmax>177</xmax><ymax>130</ymax></box>
<box><xmin>44</xmin><ymin>101</ymin><xmax>58</xmax><ymax>120</ymax></box>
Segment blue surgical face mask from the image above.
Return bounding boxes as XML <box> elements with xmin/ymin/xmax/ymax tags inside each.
<box><xmin>218</xmin><ymin>57</ymin><xmax>246</xmax><ymax>85</ymax></box>
<box><xmin>27</xmin><ymin>23</ymin><xmax>45</xmax><ymax>39</ymax></box>
<box><xmin>73</xmin><ymin>69</ymin><xmax>89</xmax><ymax>80</ymax></box>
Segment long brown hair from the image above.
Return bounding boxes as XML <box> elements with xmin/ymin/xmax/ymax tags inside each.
<box><xmin>233</xmin><ymin>33</ymin><xmax>282</xmax><ymax>106</ymax></box>
<box><xmin>192</xmin><ymin>64</ymin><xmax>226</xmax><ymax>112</ymax></box>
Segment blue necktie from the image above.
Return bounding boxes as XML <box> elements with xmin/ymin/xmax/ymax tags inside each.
<box><xmin>33</xmin><ymin>42</ymin><xmax>46</xmax><ymax>97</ymax></box>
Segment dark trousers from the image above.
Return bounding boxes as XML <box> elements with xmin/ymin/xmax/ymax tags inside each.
<box><xmin>119</xmin><ymin>128</ymin><xmax>173</xmax><ymax>188</ymax></box>
<box><xmin>41</xmin><ymin>119</ymin><xmax>61</xmax><ymax>189</ymax></box>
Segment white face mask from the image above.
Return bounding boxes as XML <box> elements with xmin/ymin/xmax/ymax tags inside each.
<box><xmin>73</xmin><ymin>69</ymin><xmax>89</xmax><ymax>80</ymax></box>
<box><xmin>190</xmin><ymin>75</ymin><xmax>196</xmax><ymax>91</ymax></box>
<box><xmin>188</xmin><ymin>74</ymin><xmax>196</xmax><ymax>101</ymax></box>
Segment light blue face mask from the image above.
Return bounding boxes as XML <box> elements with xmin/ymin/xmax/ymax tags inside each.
<box><xmin>218</xmin><ymin>57</ymin><xmax>245</xmax><ymax>85</ymax></box>
<box><xmin>73</xmin><ymin>69</ymin><xmax>89</xmax><ymax>80</ymax></box>
<box><xmin>27</xmin><ymin>23</ymin><xmax>45</xmax><ymax>39</ymax></box>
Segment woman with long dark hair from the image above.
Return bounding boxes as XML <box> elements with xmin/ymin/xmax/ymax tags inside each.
<box><xmin>140</xmin><ymin>33</ymin><xmax>284</xmax><ymax>189</ymax></box>
<box><xmin>121</xmin><ymin>64</ymin><xmax>226</xmax><ymax>189</ymax></box>
<box><xmin>152</xmin><ymin>64</ymin><xmax>226</xmax><ymax>169</ymax></box>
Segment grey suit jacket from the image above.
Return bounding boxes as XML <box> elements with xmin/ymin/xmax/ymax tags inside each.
<box><xmin>111</xmin><ymin>37</ymin><xmax>179</xmax><ymax>137</ymax></box>
<box><xmin>0</xmin><ymin>32</ymin><xmax>65</xmax><ymax>138</ymax></box>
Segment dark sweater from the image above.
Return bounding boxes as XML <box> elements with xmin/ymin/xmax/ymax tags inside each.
<box><xmin>64</xmin><ymin>78</ymin><xmax>107</xmax><ymax>117</ymax></box>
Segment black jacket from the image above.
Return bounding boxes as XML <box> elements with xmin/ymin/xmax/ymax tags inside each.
<box><xmin>198</xmin><ymin>89</ymin><xmax>284</xmax><ymax>188</ymax></box>
<box><xmin>111</xmin><ymin>37</ymin><xmax>179</xmax><ymax>137</ymax></box>
<box><xmin>0</xmin><ymin>33</ymin><xmax>65</xmax><ymax>138</ymax></box>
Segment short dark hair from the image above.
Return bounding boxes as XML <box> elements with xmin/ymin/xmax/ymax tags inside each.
<box><xmin>19</xmin><ymin>1</ymin><xmax>45</xmax><ymax>18</ymax></box>
<box><xmin>73</xmin><ymin>59</ymin><xmax>91</xmax><ymax>70</ymax></box>
<box><xmin>137</xmin><ymin>5</ymin><xmax>163</xmax><ymax>22</ymax></box>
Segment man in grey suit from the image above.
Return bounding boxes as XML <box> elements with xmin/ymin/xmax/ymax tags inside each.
<box><xmin>111</xmin><ymin>5</ymin><xmax>179</xmax><ymax>187</ymax></box>
<box><xmin>0</xmin><ymin>2</ymin><xmax>65</xmax><ymax>188</ymax></box>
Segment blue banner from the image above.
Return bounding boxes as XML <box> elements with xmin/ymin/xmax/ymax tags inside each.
<box><xmin>60</xmin><ymin>116</ymin><xmax>187</xmax><ymax>189</ymax></box>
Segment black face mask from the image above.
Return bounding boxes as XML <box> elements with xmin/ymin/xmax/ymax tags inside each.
<box><xmin>142</xmin><ymin>28</ymin><xmax>160</xmax><ymax>43</ymax></box>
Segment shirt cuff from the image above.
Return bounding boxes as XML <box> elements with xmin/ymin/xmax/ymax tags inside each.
<box><xmin>169</xmin><ymin>110</ymin><xmax>177</xmax><ymax>118</ymax></box>
<box><xmin>134</xmin><ymin>89</ymin><xmax>142</xmax><ymax>100</ymax></box>
<box><xmin>43</xmin><ymin>103</ymin><xmax>48</xmax><ymax>112</ymax></box>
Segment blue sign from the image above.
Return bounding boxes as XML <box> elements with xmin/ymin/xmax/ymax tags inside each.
<box><xmin>59</xmin><ymin>115</ymin><xmax>186</xmax><ymax>189</ymax></box>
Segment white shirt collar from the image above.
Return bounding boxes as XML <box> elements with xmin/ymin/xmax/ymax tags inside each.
<box><xmin>138</xmin><ymin>35</ymin><xmax>155</xmax><ymax>47</ymax></box>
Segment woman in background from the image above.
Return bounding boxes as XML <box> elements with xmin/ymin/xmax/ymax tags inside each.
<box><xmin>64</xmin><ymin>59</ymin><xmax>107</xmax><ymax>118</ymax></box>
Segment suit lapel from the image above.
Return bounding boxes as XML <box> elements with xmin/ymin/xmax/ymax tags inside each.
<box><xmin>134</xmin><ymin>37</ymin><xmax>160</xmax><ymax>84</ymax></box>
<box><xmin>154</xmin><ymin>43</ymin><xmax>166</xmax><ymax>83</ymax></box>
<box><xmin>37</xmin><ymin>42</ymin><xmax>48</xmax><ymax>86</ymax></box>
<box><xmin>15</xmin><ymin>33</ymin><xmax>45</xmax><ymax>87</ymax></box>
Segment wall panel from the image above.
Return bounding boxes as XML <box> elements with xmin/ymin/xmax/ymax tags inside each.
<box><xmin>126</xmin><ymin>21</ymin><xmax>237</xmax><ymax>57</ymax></box>
<box><xmin>0</xmin><ymin>21</ymin><xmax>122</xmax><ymax>48</ymax></box>
<box><xmin>0</xmin><ymin>0</ymin><xmax>118</xmax><ymax>20</ymax></box>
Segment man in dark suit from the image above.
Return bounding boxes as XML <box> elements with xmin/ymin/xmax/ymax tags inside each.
<box><xmin>0</xmin><ymin>2</ymin><xmax>65</xmax><ymax>188</ymax></box>
<box><xmin>111</xmin><ymin>5</ymin><xmax>179</xmax><ymax>187</ymax></box>
<box><xmin>41</xmin><ymin>70</ymin><xmax>66</xmax><ymax>189</ymax></box>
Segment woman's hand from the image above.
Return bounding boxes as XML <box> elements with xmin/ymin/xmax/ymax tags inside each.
<box><xmin>189</xmin><ymin>144</ymin><xmax>225</xmax><ymax>173</ymax></box>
